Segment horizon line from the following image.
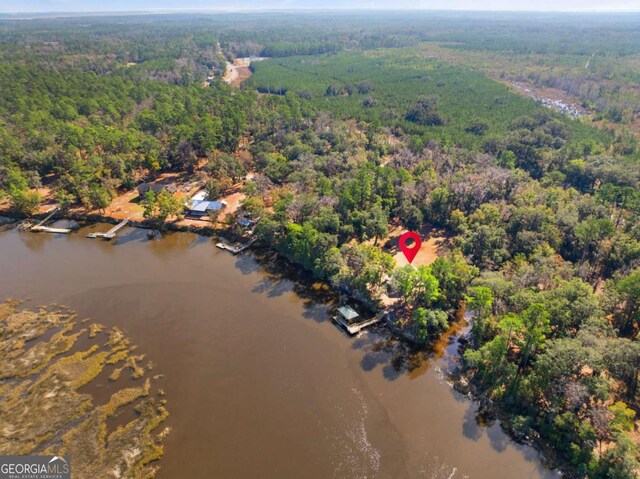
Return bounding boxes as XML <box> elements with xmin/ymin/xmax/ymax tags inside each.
<box><xmin>1</xmin><ymin>7</ymin><xmax>640</xmax><ymax>15</ymax></box>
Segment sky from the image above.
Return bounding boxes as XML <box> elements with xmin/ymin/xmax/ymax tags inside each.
<box><xmin>1</xmin><ymin>0</ymin><xmax>639</xmax><ymax>13</ymax></box>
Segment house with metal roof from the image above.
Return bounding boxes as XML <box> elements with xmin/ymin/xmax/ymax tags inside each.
<box><xmin>184</xmin><ymin>190</ymin><xmax>227</xmax><ymax>217</ymax></box>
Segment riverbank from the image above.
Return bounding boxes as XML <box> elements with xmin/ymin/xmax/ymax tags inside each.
<box><xmin>0</xmin><ymin>225</ymin><xmax>559</xmax><ymax>479</ymax></box>
<box><xmin>5</xmin><ymin>208</ymin><xmax>470</xmax><ymax>355</ymax></box>
<box><xmin>2</xmin><ymin>212</ymin><xmax>501</xmax><ymax>395</ymax></box>
<box><xmin>4</xmin><ymin>212</ymin><xmax>574</xmax><ymax>478</ymax></box>
<box><xmin>450</xmin><ymin>345</ymin><xmax>580</xmax><ymax>479</ymax></box>
<box><xmin>5</xmin><ymin>208</ymin><xmax>393</xmax><ymax>327</ymax></box>
<box><xmin>4</xmin><ymin>209</ymin><xmax>462</xmax><ymax>347</ymax></box>
<box><xmin>6</xmin><ymin>209</ymin><xmax>218</xmax><ymax>235</ymax></box>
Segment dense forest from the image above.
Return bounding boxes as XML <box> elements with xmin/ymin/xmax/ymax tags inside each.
<box><xmin>1</xmin><ymin>11</ymin><xmax>640</xmax><ymax>478</ymax></box>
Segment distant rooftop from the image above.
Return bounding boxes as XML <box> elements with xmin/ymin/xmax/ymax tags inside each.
<box><xmin>137</xmin><ymin>182</ymin><xmax>177</xmax><ymax>195</ymax></box>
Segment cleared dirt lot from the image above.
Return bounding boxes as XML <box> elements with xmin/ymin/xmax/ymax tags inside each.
<box><xmin>380</xmin><ymin>224</ymin><xmax>450</xmax><ymax>268</ymax></box>
<box><xmin>223</xmin><ymin>58</ymin><xmax>253</xmax><ymax>87</ymax></box>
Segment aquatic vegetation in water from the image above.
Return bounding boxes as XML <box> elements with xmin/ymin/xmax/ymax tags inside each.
<box><xmin>0</xmin><ymin>300</ymin><xmax>169</xmax><ymax>478</ymax></box>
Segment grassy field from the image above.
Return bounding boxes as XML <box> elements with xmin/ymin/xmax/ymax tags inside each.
<box><xmin>248</xmin><ymin>49</ymin><xmax>610</xmax><ymax>149</ymax></box>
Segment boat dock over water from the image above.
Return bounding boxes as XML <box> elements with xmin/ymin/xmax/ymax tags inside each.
<box><xmin>31</xmin><ymin>225</ymin><xmax>72</xmax><ymax>234</ymax></box>
<box><xmin>86</xmin><ymin>218</ymin><xmax>129</xmax><ymax>240</ymax></box>
<box><xmin>216</xmin><ymin>238</ymin><xmax>256</xmax><ymax>255</ymax></box>
<box><xmin>333</xmin><ymin>306</ymin><xmax>385</xmax><ymax>335</ymax></box>
<box><xmin>27</xmin><ymin>208</ymin><xmax>72</xmax><ymax>234</ymax></box>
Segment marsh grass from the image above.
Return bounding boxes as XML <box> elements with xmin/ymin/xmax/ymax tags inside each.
<box><xmin>0</xmin><ymin>301</ymin><xmax>169</xmax><ymax>478</ymax></box>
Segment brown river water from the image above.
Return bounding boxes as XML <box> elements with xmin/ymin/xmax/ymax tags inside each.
<box><xmin>0</xmin><ymin>223</ymin><xmax>560</xmax><ymax>479</ymax></box>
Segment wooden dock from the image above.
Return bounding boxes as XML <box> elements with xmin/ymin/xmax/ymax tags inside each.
<box><xmin>216</xmin><ymin>238</ymin><xmax>256</xmax><ymax>255</ymax></box>
<box><xmin>31</xmin><ymin>225</ymin><xmax>72</xmax><ymax>234</ymax></box>
<box><xmin>334</xmin><ymin>311</ymin><xmax>385</xmax><ymax>335</ymax></box>
<box><xmin>29</xmin><ymin>207</ymin><xmax>72</xmax><ymax>234</ymax></box>
<box><xmin>86</xmin><ymin>218</ymin><xmax>129</xmax><ymax>240</ymax></box>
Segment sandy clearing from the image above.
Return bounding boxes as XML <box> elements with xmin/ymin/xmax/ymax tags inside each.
<box><xmin>381</xmin><ymin>225</ymin><xmax>450</xmax><ymax>268</ymax></box>
<box><xmin>223</xmin><ymin>58</ymin><xmax>266</xmax><ymax>87</ymax></box>
<box><xmin>223</xmin><ymin>58</ymin><xmax>252</xmax><ymax>86</ymax></box>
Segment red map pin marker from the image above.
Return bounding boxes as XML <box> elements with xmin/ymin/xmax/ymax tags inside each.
<box><xmin>399</xmin><ymin>231</ymin><xmax>422</xmax><ymax>264</ymax></box>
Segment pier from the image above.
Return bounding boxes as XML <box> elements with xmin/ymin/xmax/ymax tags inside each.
<box><xmin>29</xmin><ymin>208</ymin><xmax>72</xmax><ymax>234</ymax></box>
<box><xmin>215</xmin><ymin>238</ymin><xmax>256</xmax><ymax>255</ymax></box>
<box><xmin>334</xmin><ymin>310</ymin><xmax>385</xmax><ymax>335</ymax></box>
<box><xmin>31</xmin><ymin>225</ymin><xmax>73</xmax><ymax>234</ymax></box>
<box><xmin>86</xmin><ymin>218</ymin><xmax>129</xmax><ymax>240</ymax></box>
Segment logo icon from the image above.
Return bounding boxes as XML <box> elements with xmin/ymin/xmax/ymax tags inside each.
<box><xmin>398</xmin><ymin>231</ymin><xmax>422</xmax><ymax>264</ymax></box>
<box><xmin>0</xmin><ymin>455</ymin><xmax>70</xmax><ymax>479</ymax></box>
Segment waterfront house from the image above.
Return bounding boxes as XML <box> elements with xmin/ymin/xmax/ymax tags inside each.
<box><xmin>184</xmin><ymin>190</ymin><xmax>227</xmax><ymax>217</ymax></box>
<box><xmin>236</xmin><ymin>217</ymin><xmax>258</xmax><ymax>228</ymax></box>
<box><xmin>137</xmin><ymin>182</ymin><xmax>178</xmax><ymax>197</ymax></box>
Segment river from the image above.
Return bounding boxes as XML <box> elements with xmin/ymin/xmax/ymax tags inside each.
<box><xmin>0</xmin><ymin>223</ymin><xmax>559</xmax><ymax>479</ymax></box>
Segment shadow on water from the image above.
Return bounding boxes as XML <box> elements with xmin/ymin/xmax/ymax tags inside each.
<box><xmin>352</xmin><ymin>333</ymin><xmax>404</xmax><ymax>381</ymax></box>
<box><xmin>112</xmin><ymin>228</ymin><xmax>208</xmax><ymax>251</ymax></box>
<box><xmin>348</xmin><ymin>308</ymin><xmax>471</xmax><ymax>384</ymax></box>
<box><xmin>461</xmin><ymin>401</ymin><xmax>513</xmax><ymax>452</ymax></box>
<box><xmin>487</xmin><ymin>422</ymin><xmax>510</xmax><ymax>453</ymax></box>
<box><xmin>18</xmin><ymin>230</ymin><xmax>48</xmax><ymax>251</ymax></box>
<box><xmin>237</xmin><ymin>249</ymin><xmax>340</xmax><ymax>324</ymax></box>
<box><xmin>187</xmin><ymin>233</ymin><xmax>210</xmax><ymax>249</ymax></box>
<box><xmin>236</xmin><ymin>246</ymin><xmax>477</xmax><ymax>386</ymax></box>
<box><xmin>234</xmin><ymin>250</ymin><xmax>263</xmax><ymax>275</ymax></box>
<box><xmin>460</xmin><ymin>393</ymin><xmax>558</xmax><ymax>473</ymax></box>
<box><xmin>112</xmin><ymin>227</ymin><xmax>152</xmax><ymax>246</ymax></box>
<box><xmin>462</xmin><ymin>404</ymin><xmax>484</xmax><ymax>441</ymax></box>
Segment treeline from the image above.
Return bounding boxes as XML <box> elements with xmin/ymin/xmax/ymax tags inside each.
<box><xmin>0</xmin><ymin>16</ymin><xmax>227</xmax><ymax>85</ymax></box>
<box><xmin>0</xmin><ymin>64</ymin><xmax>251</xmax><ymax>213</ymax></box>
<box><xmin>434</xmin><ymin>14</ymin><xmax>640</xmax><ymax>57</ymax></box>
<box><xmin>4</xmin><ymin>11</ymin><xmax>638</xmax><ymax>124</ymax></box>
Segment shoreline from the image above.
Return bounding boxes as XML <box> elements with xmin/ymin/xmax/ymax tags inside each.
<box><xmin>3</xmin><ymin>209</ymin><xmax>430</xmax><ymax>341</ymax></box>
<box><xmin>2</xmin><ymin>210</ymin><xmax>218</xmax><ymax>235</ymax></box>
<box><xmin>1</xmin><ymin>211</ymin><xmax>565</xmax><ymax>478</ymax></box>
<box><xmin>0</xmin><ymin>223</ymin><xmax>554</xmax><ymax>479</ymax></box>
<box><xmin>450</xmin><ymin>353</ymin><xmax>571</xmax><ymax>478</ymax></box>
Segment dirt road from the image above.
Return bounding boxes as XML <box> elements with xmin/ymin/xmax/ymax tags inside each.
<box><xmin>223</xmin><ymin>57</ymin><xmax>265</xmax><ymax>86</ymax></box>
